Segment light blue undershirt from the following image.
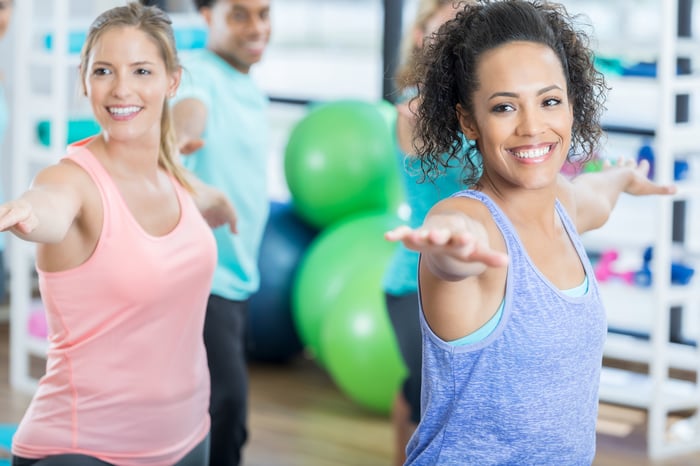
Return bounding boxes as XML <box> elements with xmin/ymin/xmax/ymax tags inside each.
<box><xmin>449</xmin><ymin>275</ymin><xmax>590</xmax><ymax>346</ymax></box>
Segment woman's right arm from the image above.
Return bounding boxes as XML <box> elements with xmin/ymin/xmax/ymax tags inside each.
<box><xmin>385</xmin><ymin>196</ymin><xmax>508</xmax><ymax>281</ymax></box>
<box><xmin>0</xmin><ymin>162</ymin><xmax>83</xmax><ymax>244</ymax></box>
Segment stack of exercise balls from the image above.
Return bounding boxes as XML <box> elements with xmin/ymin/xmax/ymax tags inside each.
<box><xmin>282</xmin><ymin>99</ymin><xmax>407</xmax><ymax>414</ymax></box>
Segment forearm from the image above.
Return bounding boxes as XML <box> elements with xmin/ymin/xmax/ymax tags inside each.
<box><xmin>172</xmin><ymin>98</ymin><xmax>207</xmax><ymax>154</ymax></box>
<box><xmin>573</xmin><ymin>167</ymin><xmax>633</xmax><ymax>209</ymax></box>
<box><xmin>570</xmin><ymin>168</ymin><xmax>634</xmax><ymax>230</ymax></box>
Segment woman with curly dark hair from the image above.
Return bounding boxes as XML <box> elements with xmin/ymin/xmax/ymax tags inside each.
<box><xmin>385</xmin><ymin>1</ymin><xmax>675</xmax><ymax>463</ymax></box>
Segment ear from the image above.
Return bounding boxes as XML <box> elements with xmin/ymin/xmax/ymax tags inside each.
<box><xmin>78</xmin><ymin>65</ymin><xmax>88</xmax><ymax>97</ymax></box>
<box><xmin>168</xmin><ymin>67</ymin><xmax>182</xmax><ymax>99</ymax></box>
<box><xmin>456</xmin><ymin>103</ymin><xmax>479</xmax><ymax>140</ymax></box>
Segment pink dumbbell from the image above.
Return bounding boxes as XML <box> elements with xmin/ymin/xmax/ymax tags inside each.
<box><xmin>594</xmin><ymin>250</ymin><xmax>636</xmax><ymax>285</ymax></box>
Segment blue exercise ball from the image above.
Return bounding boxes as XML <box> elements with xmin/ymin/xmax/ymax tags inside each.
<box><xmin>246</xmin><ymin>201</ymin><xmax>319</xmax><ymax>363</ymax></box>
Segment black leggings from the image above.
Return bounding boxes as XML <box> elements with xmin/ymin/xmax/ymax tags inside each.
<box><xmin>385</xmin><ymin>292</ymin><xmax>423</xmax><ymax>425</ymax></box>
<box><xmin>203</xmin><ymin>295</ymin><xmax>248</xmax><ymax>466</ymax></box>
<box><xmin>12</xmin><ymin>455</ymin><xmax>112</xmax><ymax>466</ymax></box>
<box><xmin>12</xmin><ymin>433</ymin><xmax>210</xmax><ymax>466</ymax></box>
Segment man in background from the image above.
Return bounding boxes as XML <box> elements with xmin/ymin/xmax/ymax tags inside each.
<box><xmin>172</xmin><ymin>1</ymin><xmax>272</xmax><ymax>464</ymax></box>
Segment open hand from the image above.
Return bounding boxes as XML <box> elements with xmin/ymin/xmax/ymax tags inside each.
<box><xmin>385</xmin><ymin>217</ymin><xmax>508</xmax><ymax>269</ymax></box>
<box><xmin>192</xmin><ymin>184</ymin><xmax>237</xmax><ymax>233</ymax></box>
<box><xmin>606</xmin><ymin>157</ymin><xmax>677</xmax><ymax>197</ymax></box>
<box><xmin>0</xmin><ymin>199</ymin><xmax>39</xmax><ymax>235</ymax></box>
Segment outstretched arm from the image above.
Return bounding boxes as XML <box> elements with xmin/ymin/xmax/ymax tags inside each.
<box><xmin>171</xmin><ymin>98</ymin><xmax>237</xmax><ymax>233</ymax></box>
<box><xmin>0</xmin><ymin>163</ymin><xmax>82</xmax><ymax>243</ymax></box>
<box><xmin>385</xmin><ymin>199</ymin><xmax>508</xmax><ymax>282</ymax></box>
<box><xmin>565</xmin><ymin>158</ymin><xmax>676</xmax><ymax>234</ymax></box>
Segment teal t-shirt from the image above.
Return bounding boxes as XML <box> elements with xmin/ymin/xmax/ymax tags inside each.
<box><xmin>174</xmin><ymin>49</ymin><xmax>270</xmax><ymax>301</ymax></box>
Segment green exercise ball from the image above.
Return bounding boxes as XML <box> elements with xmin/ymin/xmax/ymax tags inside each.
<box><xmin>284</xmin><ymin>100</ymin><xmax>402</xmax><ymax>228</ymax></box>
<box><xmin>320</xmin><ymin>274</ymin><xmax>407</xmax><ymax>414</ymax></box>
<box><xmin>292</xmin><ymin>211</ymin><xmax>402</xmax><ymax>366</ymax></box>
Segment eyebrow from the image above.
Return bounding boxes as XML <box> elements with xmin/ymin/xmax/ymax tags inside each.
<box><xmin>91</xmin><ymin>60</ymin><xmax>156</xmax><ymax>67</ymax></box>
<box><xmin>488</xmin><ymin>85</ymin><xmax>563</xmax><ymax>100</ymax></box>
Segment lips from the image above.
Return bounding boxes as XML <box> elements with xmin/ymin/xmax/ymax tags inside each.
<box><xmin>108</xmin><ymin>106</ymin><xmax>142</xmax><ymax>117</ymax></box>
<box><xmin>510</xmin><ymin>144</ymin><xmax>553</xmax><ymax>159</ymax></box>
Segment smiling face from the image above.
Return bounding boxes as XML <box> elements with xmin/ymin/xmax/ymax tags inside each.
<box><xmin>459</xmin><ymin>41</ymin><xmax>573</xmax><ymax>191</ymax></box>
<box><xmin>202</xmin><ymin>0</ymin><xmax>271</xmax><ymax>74</ymax></box>
<box><xmin>82</xmin><ymin>26</ymin><xmax>180</xmax><ymax>145</ymax></box>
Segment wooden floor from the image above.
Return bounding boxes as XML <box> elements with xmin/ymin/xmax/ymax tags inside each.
<box><xmin>1</xmin><ymin>321</ymin><xmax>700</xmax><ymax>465</ymax></box>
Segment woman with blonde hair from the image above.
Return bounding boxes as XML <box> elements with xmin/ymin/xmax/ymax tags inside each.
<box><xmin>5</xmin><ymin>3</ymin><xmax>235</xmax><ymax>465</ymax></box>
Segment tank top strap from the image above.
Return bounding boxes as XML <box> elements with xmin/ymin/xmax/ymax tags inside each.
<box><xmin>62</xmin><ymin>143</ymin><xmax>118</xmax><ymax>237</ymax></box>
<box><xmin>450</xmin><ymin>190</ymin><xmax>521</xmax><ymax>258</ymax></box>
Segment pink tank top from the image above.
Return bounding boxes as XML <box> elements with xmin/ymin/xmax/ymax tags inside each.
<box><xmin>13</xmin><ymin>144</ymin><xmax>217</xmax><ymax>465</ymax></box>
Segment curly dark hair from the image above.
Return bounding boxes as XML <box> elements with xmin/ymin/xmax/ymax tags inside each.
<box><xmin>413</xmin><ymin>0</ymin><xmax>607</xmax><ymax>187</ymax></box>
<box><xmin>193</xmin><ymin>0</ymin><xmax>215</xmax><ymax>10</ymax></box>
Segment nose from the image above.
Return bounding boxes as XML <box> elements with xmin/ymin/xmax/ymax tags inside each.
<box><xmin>248</xmin><ymin>16</ymin><xmax>270</xmax><ymax>37</ymax></box>
<box><xmin>516</xmin><ymin>105</ymin><xmax>545</xmax><ymax>137</ymax></box>
<box><xmin>111</xmin><ymin>73</ymin><xmax>132</xmax><ymax>99</ymax></box>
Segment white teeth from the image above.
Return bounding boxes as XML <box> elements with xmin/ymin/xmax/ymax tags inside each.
<box><xmin>108</xmin><ymin>106</ymin><xmax>141</xmax><ymax>115</ymax></box>
<box><xmin>512</xmin><ymin>146</ymin><xmax>550</xmax><ymax>159</ymax></box>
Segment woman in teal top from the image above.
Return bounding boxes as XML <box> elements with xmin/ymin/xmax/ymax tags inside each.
<box><xmin>0</xmin><ymin>0</ymin><xmax>13</xmax><ymax>304</ymax></box>
<box><xmin>381</xmin><ymin>2</ymin><xmax>473</xmax><ymax>465</ymax></box>
<box><xmin>382</xmin><ymin>142</ymin><xmax>466</xmax><ymax>460</ymax></box>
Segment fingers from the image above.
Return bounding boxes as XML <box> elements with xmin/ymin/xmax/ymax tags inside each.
<box><xmin>0</xmin><ymin>204</ymin><xmax>36</xmax><ymax>234</ymax></box>
<box><xmin>471</xmin><ymin>246</ymin><xmax>509</xmax><ymax>267</ymax></box>
<box><xmin>384</xmin><ymin>225</ymin><xmax>413</xmax><ymax>242</ymax></box>
<box><xmin>179</xmin><ymin>139</ymin><xmax>205</xmax><ymax>156</ymax></box>
<box><xmin>228</xmin><ymin>207</ymin><xmax>238</xmax><ymax>234</ymax></box>
<box><xmin>385</xmin><ymin>224</ymin><xmax>508</xmax><ymax>267</ymax></box>
<box><xmin>636</xmin><ymin>158</ymin><xmax>650</xmax><ymax>173</ymax></box>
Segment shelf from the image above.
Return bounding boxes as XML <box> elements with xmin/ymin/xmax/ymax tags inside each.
<box><xmin>599</xmin><ymin>366</ymin><xmax>700</xmax><ymax>411</ymax></box>
<box><xmin>599</xmin><ymin>281</ymin><xmax>700</xmax><ymax>317</ymax></box>
<box><xmin>604</xmin><ymin>333</ymin><xmax>700</xmax><ymax>372</ymax></box>
<box><xmin>27</xmin><ymin>50</ymin><xmax>80</xmax><ymax>67</ymax></box>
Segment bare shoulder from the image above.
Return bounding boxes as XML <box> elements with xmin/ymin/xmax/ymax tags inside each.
<box><xmin>432</xmin><ymin>193</ymin><xmax>496</xmax><ymax>225</ymax></box>
<box><xmin>33</xmin><ymin>158</ymin><xmax>91</xmax><ymax>184</ymax></box>
<box><xmin>31</xmin><ymin>158</ymin><xmax>98</xmax><ymax>208</ymax></box>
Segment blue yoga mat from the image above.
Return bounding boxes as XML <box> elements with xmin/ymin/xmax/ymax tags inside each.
<box><xmin>0</xmin><ymin>424</ymin><xmax>17</xmax><ymax>466</ymax></box>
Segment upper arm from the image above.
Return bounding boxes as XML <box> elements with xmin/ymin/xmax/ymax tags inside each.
<box><xmin>30</xmin><ymin>162</ymin><xmax>85</xmax><ymax>220</ymax></box>
<box><xmin>418</xmin><ymin>196</ymin><xmax>508</xmax><ymax>341</ymax></box>
<box><xmin>12</xmin><ymin>161</ymin><xmax>88</xmax><ymax>245</ymax></box>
